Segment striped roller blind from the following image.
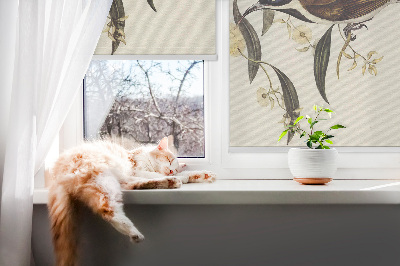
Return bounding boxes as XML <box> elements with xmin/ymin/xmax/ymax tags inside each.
<box><xmin>94</xmin><ymin>0</ymin><xmax>216</xmax><ymax>59</ymax></box>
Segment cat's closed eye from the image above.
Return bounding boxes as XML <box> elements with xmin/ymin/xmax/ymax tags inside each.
<box><xmin>156</xmin><ymin>154</ymin><xmax>174</xmax><ymax>164</ymax></box>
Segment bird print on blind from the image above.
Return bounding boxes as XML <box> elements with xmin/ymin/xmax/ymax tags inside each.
<box><xmin>241</xmin><ymin>0</ymin><xmax>397</xmax><ymax>39</ymax></box>
<box><xmin>231</xmin><ymin>0</ymin><xmax>397</xmax><ymax>144</ymax></box>
<box><xmin>242</xmin><ymin>0</ymin><xmax>393</xmax><ymax>24</ymax></box>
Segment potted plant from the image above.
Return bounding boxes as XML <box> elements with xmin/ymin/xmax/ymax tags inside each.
<box><xmin>278</xmin><ymin>105</ymin><xmax>346</xmax><ymax>185</ymax></box>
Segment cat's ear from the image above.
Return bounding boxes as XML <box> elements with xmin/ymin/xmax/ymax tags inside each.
<box><xmin>167</xmin><ymin>135</ymin><xmax>178</xmax><ymax>155</ymax></box>
<box><xmin>157</xmin><ymin>137</ymin><xmax>168</xmax><ymax>151</ymax></box>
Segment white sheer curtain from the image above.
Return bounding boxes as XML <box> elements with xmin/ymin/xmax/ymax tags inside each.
<box><xmin>0</xmin><ymin>0</ymin><xmax>112</xmax><ymax>265</ymax></box>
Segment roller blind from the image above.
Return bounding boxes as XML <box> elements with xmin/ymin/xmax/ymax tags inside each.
<box><xmin>94</xmin><ymin>0</ymin><xmax>216</xmax><ymax>59</ymax></box>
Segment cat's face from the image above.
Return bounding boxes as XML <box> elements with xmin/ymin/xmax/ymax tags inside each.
<box><xmin>150</xmin><ymin>137</ymin><xmax>179</xmax><ymax>176</ymax></box>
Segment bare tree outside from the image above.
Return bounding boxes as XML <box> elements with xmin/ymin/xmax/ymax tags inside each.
<box><xmin>84</xmin><ymin>60</ymin><xmax>204</xmax><ymax>157</ymax></box>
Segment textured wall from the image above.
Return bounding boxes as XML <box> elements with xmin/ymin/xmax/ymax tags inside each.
<box><xmin>33</xmin><ymin>204</ymin><xmax>400</xmax><ymax>266</ymax></box>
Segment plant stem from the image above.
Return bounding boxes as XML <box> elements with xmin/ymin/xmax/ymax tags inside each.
<box><xmin>337</xmin><ymin>24</ymin><xmax>367</xmax><ymax>61</ymax></box>
<box><xmin>238</xmin><ymin>49</ymin><xmax>273</xmax><ymax>90</ymax></box>
<box><xmin>238</xmin><ymin>48</ymin><xmax>286</xmax><ymax>111</ymax></box>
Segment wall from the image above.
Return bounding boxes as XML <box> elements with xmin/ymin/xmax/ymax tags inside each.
<box><xmin>32</xmin><ymin>204</ymin><xmax>400</xmax><ymax>266</ymax></box>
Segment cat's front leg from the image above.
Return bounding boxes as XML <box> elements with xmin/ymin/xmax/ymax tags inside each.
<box><xmin>177</xmin><ymin>171</ymin><xmax>216</xmax><ymax>184</ymax></box>
<box><xmin>122</xmin><ymin>176</ymin><xmax>182</xmax><ymax>189</ymax></box>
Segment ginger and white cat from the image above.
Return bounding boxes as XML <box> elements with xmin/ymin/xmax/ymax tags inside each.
<box><xmin>48</xmin><ymin>137</ymin><xmax>216</xmax><ymax>266</ymax></box>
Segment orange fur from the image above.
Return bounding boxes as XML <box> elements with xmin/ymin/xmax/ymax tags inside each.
<box><xmin>48</xmin><ymin>138</ymin><xmax>216</xmax><ymax>265</ymax></box>
<box><xmin>48</xmin><ymin>184</ymin><xmax>78</xmax><ymax>266</ymax></box>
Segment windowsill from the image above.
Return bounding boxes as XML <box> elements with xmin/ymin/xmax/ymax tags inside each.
<box><xmin>33</xmin><ymin>180</ymin><xmax>400</xmax><ymax>205</ymax></box>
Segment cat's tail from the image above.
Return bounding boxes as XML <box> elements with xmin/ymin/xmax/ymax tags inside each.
<box><xmin>48</xmin><ymin>183</ymin><xmax>78</xmax><ymax>266</ymax></box>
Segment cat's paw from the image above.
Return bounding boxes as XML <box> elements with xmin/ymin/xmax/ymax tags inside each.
<box><xmin>203</xmin><ymin>171</ymin><xmax>217</xmax><ymax>183</ymax></box>
<box><xmin>177</xmin><ymin>163</ymin><xmax>187</xmax><ymax>173</ymax></box>
<box><xmin>130</xmin><ymin>232</ymin><xmax>145</xmax><ymax>243</ymax></box>
<box><xmin>187</xmin><ymin>171</ymin><xmax>217</xmax><ymax>183</ymax></box>
<box><xmin>166</xmin><ymin>177</ymin><xmax>182</xmax><ymax>189</ymax></box>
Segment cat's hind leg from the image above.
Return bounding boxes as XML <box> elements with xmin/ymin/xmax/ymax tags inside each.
<box><xmin>75</xmin><ymin>172</ymin><xmax>144</xmax><ymax>242</ymax></box>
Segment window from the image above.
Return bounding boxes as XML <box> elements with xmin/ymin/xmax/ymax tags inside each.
<box><xmin>55</xmin><ymin>0</ymin><xmax>400</xmax><ymax>182</ymax></box>
<box><xmin>83</xmin><ymin>60</ymin><xmax>205</xmax><ymax>158</ymax></box>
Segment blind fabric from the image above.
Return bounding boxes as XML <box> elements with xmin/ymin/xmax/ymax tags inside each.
<box><xmin>94</xmin><ymin>0</ymin><xmax>216</xmax><ymax>58</ymax></box>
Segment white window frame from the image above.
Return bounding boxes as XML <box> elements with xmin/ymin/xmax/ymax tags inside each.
<box><xmin>58</xmin><ymin>0</ymin><xmax>400</xmax><ymax>181</ymax></box>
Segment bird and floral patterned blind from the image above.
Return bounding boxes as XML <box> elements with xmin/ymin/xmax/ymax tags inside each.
<box><xmin>95</xmin><ymin>0</ymin><xmax>216</xmax><ymax>59</ymax></box>
<box><xmin>230</xmin><ymin>0</ymin><xmax>400</xmax><ymax>147</ymax></box>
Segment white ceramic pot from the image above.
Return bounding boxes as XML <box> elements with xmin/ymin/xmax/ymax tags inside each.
<box><xmin>288</xmin><ymin>148</ymin><xmax>338</xmax><ymax>184</ymax></box>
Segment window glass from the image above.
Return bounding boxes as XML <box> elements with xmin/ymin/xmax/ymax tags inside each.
<box><xmin>84</xmin><ymin>60</ymin><xmax>204</xmax><ymax>158</ymax></box>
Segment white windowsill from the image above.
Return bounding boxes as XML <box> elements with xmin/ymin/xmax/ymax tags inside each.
<box><xmin>33</xmin><ymin>180</ymin><xmax>400</xmax><ymax>205</ymax></box>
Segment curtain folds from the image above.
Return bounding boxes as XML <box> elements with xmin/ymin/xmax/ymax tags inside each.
<box><xmin>0</xmin><ymin>0</ymin><xmax>113</xmax><ymax>265</ymax></box>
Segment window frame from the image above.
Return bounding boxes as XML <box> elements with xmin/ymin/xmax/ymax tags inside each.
<box><xmin>82</xmin><ymin>59</ymin><xmax>208</xmax><ymax>160</ymax></box>
<box><xmin>58</xmin><ymin>0</ymin><xmax>400</xmax><ymax>181</ymax></box>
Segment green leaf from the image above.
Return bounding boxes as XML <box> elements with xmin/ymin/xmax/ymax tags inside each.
<box><xmin>307</xmin><ymin>140</ymin><xmax>313</xmax><ymax>148</ymax></box>
<box><xmin>325</xmin><ymin>139</ymin><xmax>333</xmax><ymax>144</ymax></box>
<box><xmin>268</xmin><ymin>65</ymin><xmax>300</xmax><ymax>144</ymax></box>
<box><xmin>321</xmin><ymin>135</ymin><xmax>334</xmax><ymax>140</ymax></box>
<box><xmin>278</xmin><ymin>130</ymin><xmax>288</xmax><ymax>142</ymax></box>
<box><xmin>308</xmin><ymin>118</ymin><xmax>313</xmax><ymax>125</ymax></box>
<box><xmin>314</xmin><ymin>131</ymin><xmax>323</xmax><ymax>137</ymax></box>
<box><xmin>233</xmin><ymin>0</ymin><xmax>262</xmax><ymax>83</ymax></box>
<box><xmin>314</xmin><ymin>25</ymin><xmax>334</xmax><ymax>104</ymax></box>
<box><xmin>293</xmin><ymin>116</ymin><xmax>304</xmax><ymax>125</ymax></box>
<box><xmin>330</xmin><ymin>124</ymin><xmax>346</xmax><ymax>129</ymax></box>
<box><xmin>310</xmin><ymin>133</ymin><xmax>321</xmax><ymax>141</ymax></box>
<box><xmin>310</xmin><ymin>121</ymin><xmax>319</xmax><ymax>128</ymax></box>
<box><xmin>300</xmin><ymin>132</ymin><xmax>306</xmax><ymax>138</ymax></box>
<box><xmin>324</xmin><ymin>108</ymin><xmax>333</xmax><ymax>113</ymax></box>
<box><xmin>317</xmin><ymin>140</ymin><xmax>330</xmax><ymax>149</ymax></box>
<box><xmin>262</xmin><ymin>9</ymin><xmax>275</xmax><ymax>36</ymax></box>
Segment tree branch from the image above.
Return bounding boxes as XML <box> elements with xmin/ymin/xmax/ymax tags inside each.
<box><xmin>136</xmin><ymin>60</ymin><xmax>162</xmax><ymax>115</ymax></box>
<box><xmin>174</xmin><ymin>60</ymin><xmax>202</xmax><ymax>115</ymax></box>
